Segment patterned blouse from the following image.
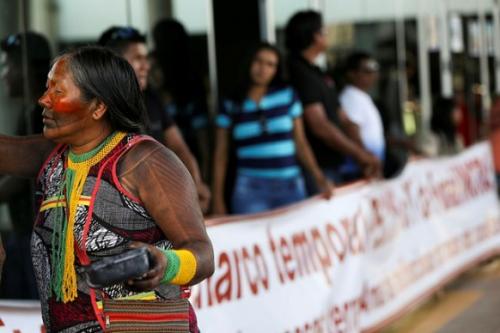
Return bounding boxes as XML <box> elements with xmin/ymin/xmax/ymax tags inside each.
<box><xmin>31</xmin><ymin>133</ymin><xmax>191</xmax><ymax>332</ymax></box>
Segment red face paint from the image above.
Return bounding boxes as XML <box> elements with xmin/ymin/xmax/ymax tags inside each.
<box><xmin>52</xmin><ymin>95</ymin><xmax>82</xmax><ymax>113</ymax></box>
<box><xmin>39</xmin><ymin>58</ymin><xmax>85</xmax><ymax>114</ymax></box>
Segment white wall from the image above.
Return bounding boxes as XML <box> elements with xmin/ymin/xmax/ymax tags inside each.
<box><xmin>56</xmin><ymin>0</ymin><xmax>149</xmax><ymax>41</ymax></box>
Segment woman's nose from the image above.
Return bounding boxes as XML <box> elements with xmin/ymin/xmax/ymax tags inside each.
<box><xmin>38</xmin><ymin>91</ymin><xmax>51</xmax><ymax>108</ymax></box>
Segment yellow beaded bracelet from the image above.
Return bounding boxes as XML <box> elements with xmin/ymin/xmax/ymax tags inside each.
<box><xmin>161</xmin><ymin>249</ymin><xmax>197</xmax><ymax>285</ymax></box>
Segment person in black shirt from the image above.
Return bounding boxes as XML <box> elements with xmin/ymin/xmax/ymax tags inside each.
<box><xmin>150</xmin><ymin>19</ymin><xmax>210</xmax><ymax>181</ymax></box>
<box><xmin>98</xmin><ymin>26</ymin><xmax>211</xmax><ymax>213</ymax></box>
<box><xmin>0</xmin><ymin>31</ymin><xmax>50</xmax><ymax>298</ymax></box>
<box><xmin>285</xmin><ymin>11</ymin><xmax>380</xmax><ymax>184</ymax></box>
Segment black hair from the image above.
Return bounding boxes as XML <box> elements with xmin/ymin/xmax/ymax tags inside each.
<box><xmin>152</xmin><ymin>18</ymin><xmax>204</xmax><ymax>107</ymax></box>
<box><xmin>231</xmin><ymin>42</ymin><xmax>285</xmax><ymax>104</ymax></box>
<box><xmin>63</xmin><ymin>46</ymin><xmax>147</xmax><ymax>133</ymax></box>
<box><xmin>285</xmin><ymin>10</ymin><xmax>323</xmax><ymax>55</ymax></box>
<box><xmin>97</xmin><ymin>26</ymin><xmax>146</xmax><ymax>55</ymax></box>
<box><xmin>431</xmin><ymin>97</ymin><xmax>457</xmax><ymax>144</ymax></box>
<box><xmin>345</xmin><ymin>51</ymin><xmax>373</xmax><ymax>72</ymax></box>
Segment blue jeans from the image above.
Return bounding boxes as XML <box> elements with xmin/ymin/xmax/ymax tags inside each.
<box><xmin>231</xmin><ymin>174</ymin><xmax>306</xmax><ymax>214</ymax></box>
<box><xmin>304</xmin><ymin>166</ymin><xmax>343</xmax><ymax>196</ymax></box>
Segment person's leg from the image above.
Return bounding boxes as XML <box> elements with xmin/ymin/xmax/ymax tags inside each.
<box><xmin>322</xmin><ymin>167</ymin><xmax>343</xmax><ymax>184</ymax></box>
<box><xmin>231</xmin><ymin>174</ymin><xmax>272</xmax><ymax>214</ymax></box>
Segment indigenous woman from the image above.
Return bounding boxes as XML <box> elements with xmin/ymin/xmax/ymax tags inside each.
<box><xmin>212</xmin><ymin>42</ymin><xmax>332</xmax><ymax>215</ymax></box>
<box><xmin>0</xmin><ymin>46</ymin><xmax>213</xmax><ymax>332</ymax></box>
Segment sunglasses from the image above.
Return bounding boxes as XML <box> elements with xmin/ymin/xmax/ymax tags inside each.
<box><xmin>1</xmin><ymin>34</ymin><xmax>21</xmax><ymax>50</ymax></box>
<box><xmin>109</xmin><ymin>27</ymin><xmax>142</xmax><ymax>41</ymax></box>
<box><xmin>360</xmin><ymin>60</ymin><xmax>380</xmax><ymax>73</ymax></box>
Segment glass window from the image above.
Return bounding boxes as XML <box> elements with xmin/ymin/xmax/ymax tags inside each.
<box><xmin>172</xmin><ymin>0</ymin><xmax>208</xmax><ymax>33</ymax></box>
<box><xmin>273</xmin><ymin>0</ymin><xmax>310</xmax><ymax>49</ymax></box>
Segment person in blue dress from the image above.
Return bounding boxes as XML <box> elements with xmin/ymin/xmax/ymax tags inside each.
<box><xmin>212</xmin><ymin>42</ymin><xmax>332</xmax><ymax>215</ymax></box>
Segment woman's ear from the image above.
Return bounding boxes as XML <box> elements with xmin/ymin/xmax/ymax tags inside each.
<box><xmin>91</xmin><ymin>100</ymin><xmax>108</xmax><ymax>120</ymax></box>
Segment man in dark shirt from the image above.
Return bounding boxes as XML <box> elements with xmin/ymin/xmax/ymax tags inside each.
<box><xmin>98</xmin><ymin>26</ymin><xmax>211</xmax><ymax>212</ymax></box>
<box><xmin>285</xmin><ymin>11</ymin><xmax>380</xmax><ymax>183</ymax></box>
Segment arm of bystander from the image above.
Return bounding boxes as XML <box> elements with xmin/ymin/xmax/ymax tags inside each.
<box><xmin>0</xmin><ymin>134</ymin><xmax>55</xmax><ymax>178</ymax></box>
<box><xmin>303</xmin><ymin>103</ymin><xmax>381</xmax><ymax>178</ymax></box>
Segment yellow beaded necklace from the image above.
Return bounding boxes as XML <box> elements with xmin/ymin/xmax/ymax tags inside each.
<box><xmin>51</xmin><ymin>131</ymin><xmax>126</xmax><ymax>303</ymax></box>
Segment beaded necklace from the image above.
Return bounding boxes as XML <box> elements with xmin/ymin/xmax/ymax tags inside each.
<box><xmin>51</xmin><ymin>131</ymin><xmax>126</xmax><ymax>303</ymax></box>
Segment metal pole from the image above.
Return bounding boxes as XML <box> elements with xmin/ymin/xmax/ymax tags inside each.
<box><xmin>258</xmin><ymin>0</ymin><xmax>276</xmax><ymax>43</ymax></box>
<box><xmin>19</xmin><ymin>0</ymin><xmax>33</xmax><ymax>135</ymax></box>
<box><xmin>205</xmin><ymin>0</ymin><xmax>218</xmax><ymax>116</ymax></box>
<box><xmin>266</xmin><ymin>0</ymin><xmax>276</xmax><ymax>43</ymax></box>
<box><xmin>439</xmin><ymin>0</ymin><xmax>453</xmax><ymax>97</ymax></box>
<box><xmin>126</xmin><ymin>0</ymin><xmax>133</xmax><ymax>26</ymax></box>
<box><xmin>395</xmin><ymin>0</ymin><xmax>409</xmax><ymax>114</ymax></box>
<box><xmin>478</xmin><ymin>0</ymin><xmax>492</xmax><ymax>120</ymax></box>
<box><xmin>417</xmin><ymin>0</ymin><xmax>432</xmax><ymax>134</ymax></box>
<box><xmin>492</xmin><ymin>0</ymin><xmax>500</xmax><ymax>95</ymax></box>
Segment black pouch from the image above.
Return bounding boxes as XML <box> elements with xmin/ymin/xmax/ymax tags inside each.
<box><xmin>80</xmin><ymin>247</ymin><xmax>152</xmax><ymax>289</ymax></box>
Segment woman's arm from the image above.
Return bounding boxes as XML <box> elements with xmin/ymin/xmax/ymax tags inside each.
<box><xmin>0</xmin><ymin>134</ymin><xmax>55</xmax><ymax>178</ymax></box>
<box><xmin>211</xmin><ymin>127</ymin><xmax>230</xmax><ymax>215</ymax></box>
<box><xmin>118</xmin><ymin>141</ymin><xmax>214</xmax><ymax>288</ymax></box>
<box><xmin>293</xmin><ymin>118</ymin><xmax>333</xmax><ymax>196</ymax></box>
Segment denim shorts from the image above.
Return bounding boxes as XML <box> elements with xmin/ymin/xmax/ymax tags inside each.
<box><xmin>231</xmin><ymin>174</ymin><xmax>306</xmax><ymax>215</ymax></box>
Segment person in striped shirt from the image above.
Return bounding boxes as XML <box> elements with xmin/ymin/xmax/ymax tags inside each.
<box><xmin>212</xmin><ymin>42</ymin><xmax>332</xmax><ymax>215</ymax></box>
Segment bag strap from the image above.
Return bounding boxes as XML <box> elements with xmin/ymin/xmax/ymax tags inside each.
<box><xmin>75</xmin><ymin>136</ymin><xmax>147</xmax><ymax>330</ymax></box>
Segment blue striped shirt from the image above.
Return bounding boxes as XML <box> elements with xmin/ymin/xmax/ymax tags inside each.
<box><xmin>216</xmin><ymin>86</ymin><xmax>303</xmax><ymax>178</ymax></box>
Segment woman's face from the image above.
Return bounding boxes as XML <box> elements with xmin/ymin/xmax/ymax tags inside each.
<box><xmin>38</xmin><ymin>58</ymin><xmax>96</xmax><ymax>142</ymax></box>
<box><xmin>250</xmin><ymin>49</ymin><xmax>279</xmax><ymax>87</ymax></box>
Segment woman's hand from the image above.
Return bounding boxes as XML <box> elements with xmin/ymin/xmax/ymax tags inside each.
<box><xmin>315</xmin><ymin>175</ymin><xmax>334</xmax><ymax>199</ymax></box>
<box><xmin>357</xmin><ymin>151</ymin><xmax>382</xmax><ymax>179</ymax></box>
<box><xmin>126</xmin><ymin>242</ymin><xmax>167</xmax><ymax>291</ymax></box>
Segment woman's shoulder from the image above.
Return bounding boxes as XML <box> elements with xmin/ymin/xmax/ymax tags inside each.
<box><xmin>115</xmin><ymin>136</ymin><xmax>195</xmax><ymax>202</ymax></box>
<box><xmin>267</xmin><ymin>85</ymin><xmax>300</xmax><ymax>101</ymax></box>
<box><xmin>123</xmin><ymin>137</ymin><xmax>176</xmax><ymax>164</ymax></box>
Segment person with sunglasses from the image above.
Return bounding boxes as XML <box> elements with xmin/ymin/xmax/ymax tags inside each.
<box><xmin>0</xmin><ymin>31</ymin><xmax>52</xmax><ymax>299</ymax></box>
<box><xmin>212</xmin><ymin>42</ymin><xmax>332</xmax><ymax>215</ymax></box>
<box><xmin>0</xmin><ymin>46</ymin><xmax>213</xmax><ymax>332</ymax></box>
<box><xmin>98</xmin><ymin>26</ymin><xmax>211</xmax><ymax>213</ymax></box>
<box><xmin>338</xmin><ymin>51</ymin><xmax>386</xmax><ymax>181</ymax></box>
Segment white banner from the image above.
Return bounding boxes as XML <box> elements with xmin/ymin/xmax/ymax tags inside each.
<box><xmin>191</xmin><ymin>142</ymin><xmax>500</xmax><ymax>333</ymax></box>
<box><xmin>0</xmin><ymin>301</ymin><xmax>43</xmax><ymax>332</ymax></box>
<box><xmin>1</xmin><ymin>143</ymin><xmax>499</xmax><ymax>333</ymax></box>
